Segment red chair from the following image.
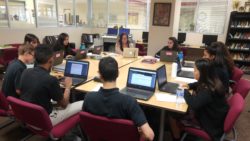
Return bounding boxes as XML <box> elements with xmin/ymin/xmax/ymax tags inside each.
<box><xmin>0</xmin><ymin>92</ymin><xmax>14</xmax><ymax>129</ymax></box>
<box><xmin>135</xmin><ymin>43</ymin><xmax>147</xmax><ymax>56</ymax></box>
<box><xmin>0</xmin><ymin>47</ymin><xmax>18</xmax><ymax>68</ymax></box>
<box><xmin>79</xmin><ymin>111</ymin><xmax>144</xmax><ymax>141</ymax></box>
<box><xmin>180</xmin><ymin>93</ymin><xmax>244</xmax><ymax>141</ymax></box>
<box><xmin>231</xmin><ymin>67</ymin><xmax>244</xmax><ymax>92</ymax></box>
<box><xmin>7</xmin><ymin>96</ymin><xmax>80</xmax><ymax>140</ymax></box>
<box><xmin>234</xmin><ymin>79</ymin><xmax>250</xmax><ymax>99</ymax></box>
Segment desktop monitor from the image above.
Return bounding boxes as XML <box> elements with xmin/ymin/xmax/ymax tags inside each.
<box><xmin>202</xmin><ymin>35</ymin><xmax>218</xmax><ymax>46</ymax></box>
<box><xmin>142</xmin><ymin>32</ymin><xmax>149</xmax><ymax>43</ymax></box>
<box><xmin>107</xmin><ymin>28</ymin><xmax>118</xmax><ymax>35</ymax></box>
<box><xmin>119</xmin><ymin>28</ymin><xmax>130</xmax><ymax>35</ymax></box>
<box><xmin>178</xmin><ymin>32</ymin><xmax>186</xmax><ymax>44</ymax></box>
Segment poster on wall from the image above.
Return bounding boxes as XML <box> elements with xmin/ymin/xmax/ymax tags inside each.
<box><xmin>153</xmin><ymin>3</ymin><xmax>171</xmax><ymax>26</ymax></box>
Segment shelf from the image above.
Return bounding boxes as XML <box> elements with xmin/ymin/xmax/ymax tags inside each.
<box><xmin>227</xmin><ymin>38</ymin><xmax>250</xmax><ymax>43</ymax></box>
<box><xmin>230</xmin><ymin>27</ymin><xmax>250</xmax><ymax>32</ymax></box>
<box><xmin>234</xmin><ymin>60</ymin><xmax>250</xmax><ymax>65</ymax></box>
<box><xmin>229</xmin><ymin>49</ymin><xmax>250</xmax><ymax>53</ymax></box>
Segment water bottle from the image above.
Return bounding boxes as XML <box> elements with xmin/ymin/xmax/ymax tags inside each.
<box><xmin>80</xmin><ymin>43</ymin><xmax>86</xmax><ymax>50</ymax></box>
<box><xmin>178</xmin><ymin>51</ymin><xmax>184</xmax><ymax>63</ymax></box>
<box><xmin>171</xmin><ymin>63</ymin><xmax>177</xmax><ymax>77</ymax></box>
<box><xmin>176</xmin><ymin>88</ymin><xmax>184</xmax><ymax>105</ymax></box>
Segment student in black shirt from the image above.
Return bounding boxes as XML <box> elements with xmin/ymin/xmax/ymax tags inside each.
<box><xmin>170</xmin><ymin>59</ymin><xmax>229</xmax><ymax>141</ymax></box>
<box><xmin>2</xmin><ymin>44</ymin><xmax>34</xmax><ymax>98</ymax></box>
<box><xmin>20</xmin><ymin>45</ymin><xmax>83</xmax><ymax>126</ymax></box>
<box><xmin>155</xmin><ymin>37</ymin><xmax>179</xmax><ymax>58</ymax></box>
<box><xmin>53</xmin><ymin>33</ymin><xmax>76</xmax><ymax>58</ymax></box>
<box><xmin>24</xmin><ymin>33</ymin><xmax>40</xmax><ymax>48</ymax></box>
<box><xmin>82</xmin><ymin>57</ymin><xmax>154</xmax><ymax>141</ymax></box>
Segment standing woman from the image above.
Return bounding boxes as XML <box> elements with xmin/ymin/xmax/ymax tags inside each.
<box><xmin>24</xmin><ymin>33</ymin><xmax>40</xmax><ymax>48</ymax></box>
<box><xmin>54</xmin><ymin>33</ymin><xmax>76</xmax><ymax>58</ymax></box>
<box><xmin>155</xmin><ymin>37</ymin><xmax>179</xmax><ymax>58</ymax></box>
<box><xmin>115</xmin><ymin>33</ymin><xmax>130</xmax><ymax>55</ymax></box>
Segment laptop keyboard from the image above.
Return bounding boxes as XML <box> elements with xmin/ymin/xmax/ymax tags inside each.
<box><xmin>124</xmin><ymin>88</ymin><xmax>152</xmax><ymax>100</ymax></box>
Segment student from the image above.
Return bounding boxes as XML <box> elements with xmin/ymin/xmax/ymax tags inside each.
<box><xmin>24</xmin><ymin>33</ymin><xmax>40</xmax><ymax>48</ymax></box>
<box><xmin>19</xmin><ymin>45</ymin><xmax>83</xmax><ymax>126</ymax></box>
<box><xmin>169</xmin><ymin>59</ymin><xmax>229</xmax><ymax>141</ymax></box>
<box><xmin>155</xmin><ymin>37</ymin><xmax>179</xmax><ymax>58</ymax></box>
<box><xmin>53</xmin><ymin>33</ymin><xmax>76</xmax><ymax>58</ymax></box>
<box><xmin>115</xmin><ymin>32</ymin><xmax>130</xmax><ymax>54</ymax></box>
<box><xmin>2</xmin><ymin>44</ymin><xmax>34</xmax><ymax>98</ymax></box>
<box><xmin>82</xmin><ymin>57</ymin><xmax>154</xmax><ymax>141</ymax></box>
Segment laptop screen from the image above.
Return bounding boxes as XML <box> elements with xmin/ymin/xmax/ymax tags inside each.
<box><xmin>157</xmin><ymin>65</ymin><xmax>167</xmax><ymax>87</ymax></box>
<box><xmin>64</xmin><ymin>60</ymin><xmax>89</xmax><ymax>78</ymax></box>
<box><xmin>127</xmin><ymin>68</ymin><xmax>157</xmax><ymax>91</ymax></box>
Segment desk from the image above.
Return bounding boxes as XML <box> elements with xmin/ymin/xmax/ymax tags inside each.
<box><xmin>75</xmin><ymin>58</ymin><xmax>189</xmax><ymax>141</ymax></box>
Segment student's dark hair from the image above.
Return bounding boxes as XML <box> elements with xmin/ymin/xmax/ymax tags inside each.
<box><xmin>168</xmin><ymin>37</ymin><xmax>179</xmax><ymax>51</ymax></box>
<box><xmin>119</xmin><ymin>33</ymin><xmax>129</xmax><ymax>51</ymax></box>
<box><xmin>99</xmin><ymin>57</ymin><xmax>119</xmax><ymax>82</ymax></box>
<box><xmin>57</xmin><ymin>33</ymin><xmax>69</xmax><ymax>46</ymax></box>
<box><xmin>35</xmin><ymin>44</ymin><xmax>54</xmax><ymax>65</ymax></box>
<box><xmin>195</xmin><ymin>59</ymin><xmax>226</xmax><ymax>96</ymax></box>
<box><xmin>24</xmin><ymin>33</ymin><xmax>40</xmax><ymax>44</ymax></box>
<box><xmin>205</xmin><ymin>42</ymin><xmax>234</xmax><ymax>76</ymax></box>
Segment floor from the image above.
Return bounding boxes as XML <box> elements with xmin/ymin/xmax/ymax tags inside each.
<box><xmin>0</xmin><ymin>75</ymin><xmax>249</xmax><ymax>141</ymax></box>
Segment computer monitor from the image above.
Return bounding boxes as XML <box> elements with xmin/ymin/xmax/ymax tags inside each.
<box><xmin>119</xmin><ymin>28</ymin><xmax>130</xmax><ymax>35</ymax></box>
<box><xmin>202</xmin><ymin>35</ymin><xmax>218</xmax><ymax>46</ymax></box>
<box><xmin>107</xmin><ymin>28</ymin><xmax>118</xmax><ymax>35</ymax></box>
<box><xmin>178</xmin><ymin>32</ymin><xmax>186</xmax><ymax>44</ymax></box>
<box><xmin>142</xmin><ymin>32</ymin><xmax>149</xmax><ymax>43</ymax></box>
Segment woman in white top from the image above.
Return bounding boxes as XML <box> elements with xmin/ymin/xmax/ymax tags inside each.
<box><xmin>115</xmin><ymin>33</ymin><xmax>129</xmax><ymax>54</ymax></box>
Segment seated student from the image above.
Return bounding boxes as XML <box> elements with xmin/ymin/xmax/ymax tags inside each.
<box><xmin>82</xmin><ymin>57</ymin><xmax>154</xmax><ymax>141</ymax></box>
<box><xmin>20</xmin><ymin>45</ymin><xmax>83</xmax><ymax>126</ymax></box>
<box><xmin>115</xmin><ymin>33</ymin><xmax>130</xmax><ymax>54</ymax></box>
<box><xmin>155</xmin><ymin>37</ymin><xmax>179</xmax><ymax>58</ymax></box>
<box><xmin>53</xmin><ymin>33</ymin><xmax>76</xmax><ymax>58</ymax></box>
<box><xmin>169</xmin><ymin>59</ymin><xmax>229</xmax><ymax>141</ymax></box>
<box><xmin>24</xmin><ymin>33</ymin><xmax>40</xmax><ymax>48</ymax></box>
<box><xmin>2</xmin><ymin>44</ymin><xmax>34</xmax><ymax>98</ymax></box>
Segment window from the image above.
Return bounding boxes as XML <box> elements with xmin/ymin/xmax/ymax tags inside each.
<box><xmin>92</xmin><ymin>0</ymin><xmax>107</xmax><ymax>28</ymax></box>
<box><xmin>37</xmin><ymin>0</ymin><xmax>57</xmax><ymax>27</ymax></box>
<box><xmin>179</xmin><ymin>0</ymin><xmax>228</xmax><ymax>34</ymax></box>
<box><xmin>0</xmin><ymin>0</ymin><xmax>8</xmax><ymax>27</ymax></box>
<box><xmin>108</xmin><ymin>0</ymin><xmax>126</xmax><ymax>27</ymax></box>
<box><xmin>127</xmin><ymin>0</ymin><xmax>148</xmax><ymax>29</ymax></box>
<box><xmin>57</xmin><ymin>0</ymin><xmax>74</xmax><ymax>27</ymax></box>
<box><xmin>75</xmin><ymin>0</ymin><xmax>88</xmax><ymax>27</ymax></box>
<box><xmin>8</xmin><ymin>0</ymin><xmax>35</xmax><ymax>28</ymax></box>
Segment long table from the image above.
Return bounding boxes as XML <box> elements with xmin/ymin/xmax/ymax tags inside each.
<box><xmin>75</xmin><ymin>56</ymin><xmax>191</xmax><ymax>141</ymax></box>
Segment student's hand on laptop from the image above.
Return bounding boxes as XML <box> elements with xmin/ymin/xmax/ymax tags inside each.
<box><xmin>64</xmin><ymin>77</ymin><xmax>72</xmax><ymax>89</ymax></box>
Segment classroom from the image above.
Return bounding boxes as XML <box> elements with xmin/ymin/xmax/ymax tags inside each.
<box><xmin>0</xmin><ymin>0</ymin><xmax>250</xmax><ymax>141</ymax></box>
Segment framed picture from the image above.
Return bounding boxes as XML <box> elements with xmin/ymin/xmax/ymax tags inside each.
<box><xmin>245</xmin><ymin>2</ymin><xmax>250</xmax><ymax>12</ymax></box>
<box><xmin>153</xmin><ymin>3</ymin><xmax>171</xmax><ymax>26</ymax></box>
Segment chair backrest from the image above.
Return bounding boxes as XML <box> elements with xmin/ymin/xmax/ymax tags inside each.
<box><xmin>232</xmin><ymin>67</ymin><xmax>243</xmax><ymax>83</ymax></box>
<box><xmin>43</xmin><ymin>36</ymin><xmax>58</xmax><ymax>46</ymax></box>
<box><xmin>79</xmin><ymin>111</ymin><xmax>142</xmax><ymax>141</ymax></box>
<box><xmin>235</xmin><ymin>79</ymin><xmax>250</xmax><ymax>99</ymax></box>
<box><xmin>224</xmin><ymin>93</ymin><xmax>244</xmax><ymax>133</ymax></box>
<box><xmin>0</xmin><ymin>91</ymin><xmax>9</xmax><ymax>111</ymax></box>
<box><xmin>7</xmin><ymin>96</ymin><xmax>53</xmax><ymax>136</ymax></box>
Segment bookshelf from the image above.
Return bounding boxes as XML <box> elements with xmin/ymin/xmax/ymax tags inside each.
<box><xmin>226</xmin><ymin>11</ymin><xmax>250</xmax><ymax>75</ymax></box>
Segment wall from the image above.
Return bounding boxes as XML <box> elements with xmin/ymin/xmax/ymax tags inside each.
<box><xmin>147</xmin><ymin>0</ymin><xmax>176</xmax><ymax>56</ymax></box>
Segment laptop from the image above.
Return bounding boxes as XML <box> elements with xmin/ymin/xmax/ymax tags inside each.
<box><xmin>93</xmin><ymin>45</ymin><xmax>102</xmax><ymax>55</ymax></box>
<box><xmin>64</xmin><ymin>60</ymin><xmax>89</xmax><ymax>86</ymax></box>
<box><xmin>120</xmin><ymin>67</ymin><xmax>157</xmax><ymax>101</ymax></box>
<box><xmin>176</xmin><ymin>59</ymin><xmax>194</xmax><ymax>79</ymax></box>
<box><xmin>160</xmin><ymin>51</ymin><xmax>178</xmax><ymax>62</ymax></box>
<box><xmin>75</xmin><ymin>49</ymin><xmax>87</xmax><ymax>60</ymax></box>
<box><xmin>157</xmin><ymin>65</ymin><xmax>179</xmax><ymax>94</ymax></box>
<box><xmin>53</xmin><ymin>51</ymin><xmax>65</xmax><ymax>72</ymax></box>
<box><xmin>123</xmin><ymin>48</ymin><xmax>138</xmax><ymax>58</ymax></box>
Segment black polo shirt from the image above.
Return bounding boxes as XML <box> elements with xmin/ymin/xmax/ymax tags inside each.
<box><xmin>2</xmin><ymin>59</ymin><xmax>26</xmax><ymax>98</ymax></box>
<box><xmin>82</xmin><ymin>88</ymin><xmax>147</xmax><ymax>127</ymax></box>
<box><xmin>20</xmin><ymin>66</ymin><xmax>63</xmax><ymax>114</ymax></box>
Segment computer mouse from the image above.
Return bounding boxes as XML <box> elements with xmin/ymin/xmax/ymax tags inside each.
<box><xmin>93</xmin><ymin>76</ymin><xmax>102</xmax><ymax>82</ymax></box>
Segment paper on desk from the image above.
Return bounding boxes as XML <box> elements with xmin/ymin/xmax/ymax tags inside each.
<box><xmin>181</xmin><ymin>67</ymin><xmax>194</xmax><ymax>71</ymax></box>
<box><xmin>155</xmin><ymin>93</ymin><xmax>186</xmax><ymax>103</ymax></box>
<box><xmin>92</xmin><ymin>84</ymin><xmax>103</xmax><ymax>91</ymax></box>
<box><xmin>175</xmin><ymin>77</ymin><xmax>197</xmax><ymax>83</ymax></box>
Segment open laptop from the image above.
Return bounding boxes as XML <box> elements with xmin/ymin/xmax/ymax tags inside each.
<box><xmin>120</xmin><ymin>67</ymin><xmax>157</xmax><ymax>101</ymax></box>
<box><xmin>157</xmin><ymin>65</ymin><xmax>179</xmax><ymax>94</ymax></box>
<box><xmin>123</xmin><ymin>48</ymin><xmax>138</xmax><ymax>58</ymax></box>
<box><xmin>53</xmin><ymin>50</ymin><xmax>65</xmax><ymax>72</ymax></box>
<box><xmin>75</xmin><ymin>49</ymin><xmax>87</xmax><ymax>60</ymax></box>
<box><xmin>64</xmin><ymin>60</ymin><xmax>89</xmax><ymax>86</ymax></box>
<box><xmin>160</xmin><ymin>51</ymin><xmax>178</xmax><ymax>62</ymax></box>
<box><xmin>177</xmin><ymin>59</ymin><xmax>194</xmax><ymax>79</ymax></box>
<box><xmin>93</xmin><ymin>45</ymin><xmax>102</xmax><ymax>55</ymax></box>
